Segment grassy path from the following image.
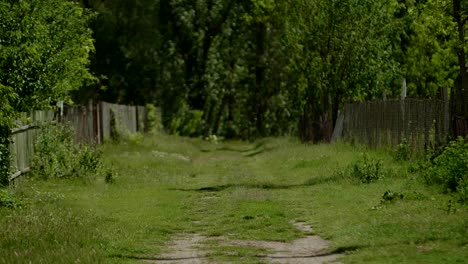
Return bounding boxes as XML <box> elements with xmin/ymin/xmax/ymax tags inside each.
<box><xmin>1</xmin><ymin>135</ymin><xmax>467</xmax><ymax>263</ymax></box>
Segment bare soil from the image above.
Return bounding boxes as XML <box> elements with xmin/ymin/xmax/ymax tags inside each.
<box><xmin>144</xmin><ymin>222</ymin><xmax>342</xmax><ymax>264</ymax></box>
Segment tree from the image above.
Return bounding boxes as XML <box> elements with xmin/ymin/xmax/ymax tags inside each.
<box><xmin>286</xmin><ymin>0</ymin><xmax>399</xmax><ymax>142</ymax></box>
<box><xmin>0</xmin><ymin>0</ymin><xmax>95</xmax><ymax>185</ymax></box>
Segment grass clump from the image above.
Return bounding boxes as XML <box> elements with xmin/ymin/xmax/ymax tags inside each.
<box><xmin>394</xmin><ymin>139</ymin><xmax>412</xmax><ymax>161</ymax></box>
<box><xmin>422</xmin><ymin>137</ymin><xmax>468</xmax><ymax>203</ymax></box>
<box><xmin>0</xmin><ymin>189</ymin><xmax>21</xmax><ymax>209</ymax></box>
<box><xmin>0</xmin><ymin>202</ymin><xmax>107</xmax><ymax>263</ymax></box>
<box><xmin>334</xmin><ymin>153</ymin><xmax>387</xmax><ymax>184</ymax></box>
<box><xmin>351</xmin><ymin>154</ymin><xmax>384</xmax><ymax>183</ymax></box>
<box><xmin>31</xmin><ymin>124</ymin><xmax>102</xmax><ymax>180</ymax></box>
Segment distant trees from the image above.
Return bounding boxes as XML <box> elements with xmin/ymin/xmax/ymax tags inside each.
<box><xmin>2</xmin><ymin>0</ymin><xmax>467</xmax><ymax>144</ymax></box>
<box><xmin>286</xmin><ymin>0</ymin><xmax>400</xmax><ymax>141</ymax></box>
<box><xmin>1</xmin><ymin>0</ymin><xmax>467</xmax><ymax>183</ymax></box>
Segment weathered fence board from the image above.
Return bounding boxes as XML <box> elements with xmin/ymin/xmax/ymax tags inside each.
<box><xmin>9</xmin><ymin>102</ymin><xmax>146</xmax><ymax>181</ymax></box>
<box><xmin>99</xmin><ymin>102</ymin><xmax>146</xmax><ymax>141</ymax></box>
<box><xmin>342</xmin><ymin>99</ymin><xmax>449</xmax><ymax>151</ymax></box>
<box><xmin>60</xmin><ymin>102</ymin><xmax>97</xmax><ymax>144</ymax></box>
<box><xmin>9</xmin><ymin>110</ymin><xmax>55</xmax><ymax>179</ymax></box>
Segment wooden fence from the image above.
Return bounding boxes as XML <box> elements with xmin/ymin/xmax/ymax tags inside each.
<box><xmin>341</xmin><ymin>98</ymin><xmax>449</xmax><ymax>151</ymax></box>
<box><xmin>9</xmin><ymin>110</ymin><xmax>55</xmax><ymax>180</ymax></box>
<box><xmin>9</xmin><ymin>101</ymin><xmax>147</xmax><ymax>181</ymax></box>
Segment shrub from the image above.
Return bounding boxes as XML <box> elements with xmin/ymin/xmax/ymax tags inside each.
<box><xmin>423</xmin><ymin>137</ymin><xmax>468</xmax><ymax>202</ymax></box>
<box><xmin>0</xmin><ymin>134</ymin><xmax>11</xmax><ymax>187</ymax></box>
<box><xmin>169</xmin><ymin>108</ymin><xmax>204</xmax><ymax>137</ymax></box>
<box><xmin>350</xmin><ymin>154</ymin><xmax>384</xmax><ymax>183</ymax></box>
<box><xmin>394</xmin><ymin>139</ymin><xmax>411</xmax><ymax>161</ymax></box>
<box><xmin>31</xmin><ymin>124</ymin><xmax>101</xmax><ymax>180</ymax></box>
<box><xmin>0</xmin><ymin>188</ymin><xmax>20</xmax><ymax>209</ymax></box>
<box><xmin>146</xmin><ymin>104</ymin><xmax>163</xmax><ymax>134</ymax></box>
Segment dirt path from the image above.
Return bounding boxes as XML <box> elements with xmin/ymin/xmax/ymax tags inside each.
<box><xmin>143</xmin><ymin>222</ymin><xmax>342</xmax><ymax>264</ymax></box>
<box><xmin>143</xmin><ymin>234</ymin><xmax>210</xmax><ymax>264</ymax></box>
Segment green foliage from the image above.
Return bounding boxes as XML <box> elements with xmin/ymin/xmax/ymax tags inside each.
<box><xmin>0</xmin><ymin>131</ymin><xmax>11</xmax><ymax>187</ymax></box>
<box><xmin>0</xmin><ymin>189</ymin><xmax>21</xmax><ymax>209</ymax></box>
<box><xmin>145</xmin><ymin>104</ymin><xmax>163</xmax><ymax>134</ymax></box>
<box><xmin>0</xmin><ymin>0</ymin><xmax>95</xmax><ymax>185</ymax></box>
<box><xmin>169</xmin><ymin>107</ymin><xmax>204</xmax><ymax>137</ymax></box>
<box><xmin>1</xmin><ymin>135</ymin><xmax>467</xmax><ymax>263</ymax></box>
<box><xmin>394</xmin><ymin>139</ymin><xmax>412</xmax><ymax>161</ymax></box>
<box><xmin>0</xmin><ymin>0</ymin><xmax>96</xmax><ymax>111</ymax></box>
<box><xmin>31</xmin><ymin>124</ymin><xmax>101</xmax><ymax>180</ymax></box>
<box><xmin>381</xmin><ymin>190</ymin><xmax>404</xmax><ymax>203</ymax></box>
<box><xmin>128</xmin><ymin>133</ymin><xmax>144</xmax><ymax>145</ymax></box>
<box><xmin>397</xmin><ymin>0</ymin><xmax>459</xmax><ymax>97</ymax></box>
<box><xmin>350</xmin><ymin>154</ymin><xmax>385</xmax><ymax>183</ymax></box>
<box><xmin>0</xmin><ymin>85</ymin><xmax>18</xmax><ymax>186</ymax></box>
<box><xmin>104</xmin><ymin>169</ymin><xmax>114</xmax><ymax>184</ymax></box>
<box><xmin>372</xmin><ymin>190</ymin><xmax>405</xmax><ymax>210</ymax></box>
<box><xmin>79</xmin><ymin>0</ymin><xmax>467</xmax><ymax>141</ymax></box>
<box><xmin>423</xmin><ymin>137</ymin><xmax>468</xmax><ymax>202</ymax></box>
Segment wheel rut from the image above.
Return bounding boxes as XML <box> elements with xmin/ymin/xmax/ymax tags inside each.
<box><xmin>143</xmin><ymin>222</ymin><xmax>342</xmax><ymax>264</ymax></box>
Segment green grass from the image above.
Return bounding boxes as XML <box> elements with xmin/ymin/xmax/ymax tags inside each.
<box><xmin>0</xmin><ymin>134</ymin><xmax>467</xmax><ymax>263</ymax></box>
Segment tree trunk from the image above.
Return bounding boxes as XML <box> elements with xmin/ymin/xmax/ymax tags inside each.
<box><xmin>452</xmin><ymin>0</ymin><xmax>468</xmax><ymax>136</ymax></box>
<box><xmin>254</xmin><ymin>22</ymin><xmax>267</xmax><ymax>137</ymax></box>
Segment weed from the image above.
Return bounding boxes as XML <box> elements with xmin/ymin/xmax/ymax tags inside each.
<box><xmin>372</xmin><ymin>190</ymin><xmax>404</xmax><ymax>210</ymax></box>
<box><xmin>104</xmin><ymin>168</ymin><xmax>114</xmax><ymax>184</ymax></box>
<box><xmin>350</xmin><ymin>154</ymin><xmax>384</xmax><ymax>183</ymax></box>
<box><xmin>381</xmin><ymin>190</ymin><xmax>404</xmax><ymax>203</ymax></box>
<box><xmin>31</xmin><ymin>124</ymin><xmax>102</xmax><ymax>180</ymax></box>
<box><xmin>422</xmin><ymin>137</ymin><xmax>468</xmax><ymax>203</ymax></box>
<box><xmin>0</xmin><ymin>126</ymin><xmax>11</xmax><ymax>186</ymax></box>
<box><xmin>205</xmin><ymin>134</ymin><xmax>221</xmax><ymax>144</ymax></box>
<box><xmin>128</xmin><ymin>132</ymin><xmax>144</xmax><ymax>145</ymax></box>
<box><xmin>146</xmin><ymin>103</ymin><xmax>163</xmax><ymax>134</ymax></box>
<box><xmin>394</xmin><ymin>139</ymin><xmax>411</xmax><ymax>161</ymax></box>
<box><xmin>169</xmin><ymin>102</ymin><xmax>204</xmax><ymax>137</ymax></box>
<box><xmin>0</xmin><ymin>188</ymin><xmax>20</xmax><ymax>208</ymax></box>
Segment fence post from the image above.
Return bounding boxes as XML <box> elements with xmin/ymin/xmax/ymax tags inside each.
<box><xmin>331</xmin><ymin>110</ymin><xmax>344</xmax><ymax>142</ymax></box>
<box><xmin>401</xmin><ymin>78</ymin><xmax>407</xmax><ymax>100</ymax></box>
<box><xmin>442</xmin><ymin>87</ymin><xmax>449</xmax><ymax>144</ymax></box>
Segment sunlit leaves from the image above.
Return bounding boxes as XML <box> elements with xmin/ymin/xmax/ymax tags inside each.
<box><xmin>0</xmin><ymin>0</ymin><xmax>95</xmax><ymax>111</ymax></box>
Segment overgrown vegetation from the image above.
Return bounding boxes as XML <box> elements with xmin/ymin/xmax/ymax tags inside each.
<box><xmin>31</xmin><ymin>124</ymin><xmax>101</xmax><ymax>180</ymax></box>
<box><xmin>350</xmin><ymin>154</ymin><xmax>385</xmax><ymax>183</ymax></box>
<box><xmin>0</xmin><ymin>0</ymin><xmax>95</xmax><ymax>181</ymax></box>
<box><xmin>423</xmin><ymin>137</ymin><xmax>468</xmax><ymax>203</ymax></box>
<box><xmin>0</xmin><ymin>189</ymin><xmax>20</xmax><ymax>209</ymax></box>
<box><xmin>333</xmin><ymin>153</ymin><xmax>387</xmax><ymax>184</ymax></box>
<box><xmin>1</xmin><ymin>135</ymin><xmax>466</xmax><ymax>263</ymax></box>
<box><xmin>394</xmin><ymin>139</ymin><xmax>412</xmax><ymax>161</ymax></box>
<box><xmin>72</xmin><ymin>0</ymin><xmax>468</xmax><ymax>140</ymax></box>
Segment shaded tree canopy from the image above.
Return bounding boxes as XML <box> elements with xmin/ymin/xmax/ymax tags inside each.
<box><xmin>2</xmin><ymin>0</ymin><xmax>468</xmax><ymax>140</ymax></box>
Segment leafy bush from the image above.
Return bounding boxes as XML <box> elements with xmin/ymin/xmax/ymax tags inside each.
<box><xmin>0</xmin><ymin>85</ymin><xmax>17</xmax><ymax>187</ymax></box>
<box><xmin>0</xmin><ymin>189</ymin><xmax>20</xmax><ymax>209</ymax></box>
<box><xmin>350</xmin><ymin>154</ymin><xmax>384</xmax><ymax>183</ymax></box>
<box><xmin>423</xmin><ymin>137</ymin><xmax>468</xmax><ymax>202</ymax></box>
<box><xmin>146</xmin><ymin>104</ymin><xmax>163</xmax><ymax>134</ymax></box>
<box><xmin>169</xmin><ymin>107</ymin><xmax>204</xmax><ymax>137</ymax></box>
<box><xmin>333</xmin><ymin>153</ymin><xmax>387</xmax><ymax>184</ymax></box>
<box><xmin>0</xmin><ymin>134</ymin><xmax>11</xmax><ymax>187</ymax></box>
<box><xmin>31</xmin><ymin>124</ymin><xmax>101</xmax><ymax>180</ymax></box>
<box><xmin>394</xmin><ymin>139</ymin><xmax>411</xmax><ymax>161</ymax></box>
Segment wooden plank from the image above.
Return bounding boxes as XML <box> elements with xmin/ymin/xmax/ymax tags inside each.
<box><xmin>10</xmin><ymin>167</ymin><xmax>31</xmax><ymax>181</ymax></box>
<box><xmin>12</xmin><ymin>124</ymin><xmax>39</xmax><ymax>134</ymax></box>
